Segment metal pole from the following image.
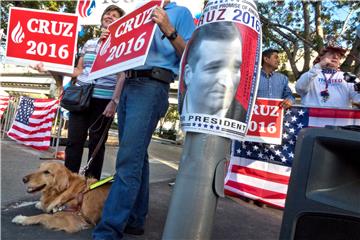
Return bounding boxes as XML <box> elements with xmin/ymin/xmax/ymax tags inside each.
<box><xmin>1</xmin><ymin>99</ymin><xmax>10</xmax><ymax>138</ymax></box>
<box><xmin>54</xmin><ymin>108</ymin><xmax>62</xmax><ymax>155</ymax></box>
<box><xmin>2</xmin><ymin>97</ymin><xmax>17</xmax><ymax>138</ymax></box>
<box><xmin>162</xmin><ymin>132</ymin><xmax>230</xmax><ymax>240</ymax></box>
<box><xmin>10</xmin><ymin>98</ymin><xmax>17</xmax><ymax>128</ymax></box>
<box><xmin>163</xmin><ymin>1</ymin><xmax>261</xmax><ymax>238</ymax></box>
<box><xmin>10</xmin><ymin>97</ymin><xmax>19</xmax><ymax>130</ymax></box>
<box><xmin>52</xmin><ymin>106</ymin><xmax>60</xmax><ymax>147</ymax></box>
<box><xmin>0</xmin><ymin>102</ymin><xmax>7</xmax><ymax>137</ymax></box>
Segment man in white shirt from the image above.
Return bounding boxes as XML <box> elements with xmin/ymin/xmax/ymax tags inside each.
<box><xmin>296</xmin><ymin>46</ymin><xmax>360</xmax><ymax>108</ymax></box>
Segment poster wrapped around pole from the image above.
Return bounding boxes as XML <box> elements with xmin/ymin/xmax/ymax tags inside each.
<box><xmin>163</xmin><ymin>1</ymin><xmax>262</xmax><ymax>239</ymax></box>
<box><xmin>178</xmin><ymin>0</ymin><xmax>262</xmax><ymax>140</ymax></box>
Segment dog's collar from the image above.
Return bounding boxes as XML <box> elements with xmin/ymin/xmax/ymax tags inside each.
<box><xmin>51</xmin><ymin>191</ymin><xmax>93</xmax><ymax>225</ymax></box>
<box><xmin>52</xmin><ymin>192</ymin><xmax>84</xmax><ymax>213</ymax></box>
<box><xmin>53</xmin><ymin>176</ymin><xmax>113</xmax><ymax>212</ymax></box>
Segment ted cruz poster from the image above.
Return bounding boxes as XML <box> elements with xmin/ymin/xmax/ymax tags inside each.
<box><xmin>5</xmin><ymin>7</ymin><xmax>78</xmax><ymax>74</ymax></box>
<box><xmin>88</xmin><ymin>0</ymin><xmax>163</xmax><ymax>80</ymax></box>
<box><xmin>178</xmin><ymin>0</ymin><xmax>262</xmax><ymax>141</ymax></box>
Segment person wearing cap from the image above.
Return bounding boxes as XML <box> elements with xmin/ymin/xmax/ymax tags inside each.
<box><xmin>93</xmin><ymin>1</ymin><xmax>195</xmax><ymax>239</ymax></box>
<box><xmin>32</xmin><ymin>5</ymin><xmax>126</xmax><ymax>180</ymax></box>
<box><xmin>296</xmin><ymin>46</ymin><xmax>360</xmax><ymax>108</ymax></box>
<box><xmin>257</xmin><ymin>49</ymin><xmax>295</xmax><ymax>109</ymax></box>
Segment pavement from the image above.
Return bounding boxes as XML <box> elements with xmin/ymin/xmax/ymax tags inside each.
<box><xmin>1</xmin><ymin>135</ymin><xmax>283</xmax><ymax>240</ymax></box>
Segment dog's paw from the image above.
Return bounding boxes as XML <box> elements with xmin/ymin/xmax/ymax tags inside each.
<box><xmin>35</xmin><ymin>201</ymin><xmax>43</xmax><ymax>210</ymax></box>
<box><xmin>12</xmin><ymin>215</ymin><xmax>28</xmax><ymax>225</ymax></box>
<box><xmin>45</xmin><ymin>205</ymin><xmax>55</xmax><ymax>213</ymax></box>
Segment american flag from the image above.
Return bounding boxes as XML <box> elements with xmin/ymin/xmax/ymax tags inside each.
<box><xmin>7</xmin><ymin>96</ymin><xmax>59</xmax><ymax>151</ymax></box>
<box><xmin>224</xmin><ymin>106</ymin><xmax>360</xmax><ymax>208</ymax></box>
<box><xmin>0</xmin><ymin>96</ymin><xmax>10</xmax><ymax>119</ymax></box>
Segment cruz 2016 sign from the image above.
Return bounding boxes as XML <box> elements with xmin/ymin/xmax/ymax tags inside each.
<box><xmin>245</xmin><ymin>98</ymin><xmax>284</xmax><ymax>144</ymax></box>
<box><xmin>5</xmin><ymin>7</ymin><xmax>78</xmax><ymax>74</ymax></box>
<box><xmin>88</xmin><ymin>0</ymin><xmax>164</xmax><ymax>80</ymax></box>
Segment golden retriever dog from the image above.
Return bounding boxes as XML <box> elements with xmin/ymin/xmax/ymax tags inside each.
<box><xmin>12</xmin><ymin>161</ymin><xmax>111</xmax><ymax>233</ymax></box>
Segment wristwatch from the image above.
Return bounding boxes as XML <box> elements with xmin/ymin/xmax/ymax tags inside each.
<box><xmin>166</xmin><ymin>30</ymin><xmax>178</xmax><ymax>41</ymax></box>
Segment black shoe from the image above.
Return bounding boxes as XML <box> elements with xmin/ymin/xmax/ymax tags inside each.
<box><xmin>239</xmin><ymin>196</ymin><xmax>254</xmax><ymax>204</ymax></box>
<box><xmin>254</xmin><ymin>200</ymin><xmax>267</xmax><ymax>208</ymax></box>
<box><xmin>124</xmin><ymin>226</ymin><xmax>145</xmax><ymax>235</ymax></box>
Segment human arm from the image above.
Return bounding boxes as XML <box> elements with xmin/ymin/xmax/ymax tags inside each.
<box><xmin>280</xmin><ymin>98</ymin><xmax>293</xmax><ymax>109</ymax></box>
<box><xmin>349</xmin><ymin>76</ymin><xmax>360</xmax><ymax>106</ymax></box>
<box><xmin>30</xmin><ymin>39</ymin><xmax>94</xmax><ymax>78</ymax></box>
<box><xmin>102</xmin><ymin>72</ymin><xmax>126</xmax><ymax>117</ymax></box>
<box><xmin>296</xmin><ymin>54</ymin><xmax>338</xmax><ymax>96</ymax></box>
<box><xmin>151</xmin><ymin>6</ymin><xmax>192</xmax><ymax>57</ymax></box>
<box><xmin>30</xmin><ymin>56</ymin><xmax>84</xmax><ymax>79</ymax></box>
<box><xmin>295</xmin><ymin>63</ymin><xmax>322</xmax><ymax>96</ymax></box>
<box><xmin>280</xmin><ymin>76</ymin><xmax>295</xmax><ymax>109</ymax></box>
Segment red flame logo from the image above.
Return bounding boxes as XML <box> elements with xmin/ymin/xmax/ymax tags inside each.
<box><xmin>11</xmin><ymin>22</ymin><xmax>25</xmax><ymax>44</ymax></box>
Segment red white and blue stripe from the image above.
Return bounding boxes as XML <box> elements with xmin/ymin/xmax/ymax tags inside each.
<box><xmin>7</xmin><ymin>97</ymin><xmax>59</xmax><ymax>151</ymax></box>
<box><xmin>225</xmin><ymin>106</ymin><xmax>360</xmax><ymax>208</ymax></box>
<box><xmin>0</xmin><ymin>96</ymin><xmax>10</xmax><ymax>119</ymax></box>
<box><xmin>77</xmin><ymin>0</ymin><xmax>96</xmax><ymax>18</ymax></box>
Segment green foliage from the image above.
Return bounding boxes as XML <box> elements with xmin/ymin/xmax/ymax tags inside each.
<box><xmin>164</xmin><ymin>104</ymin><xmax>180</xmax><ymax>124</ymax></box>
<box><xmin>155</xmin><ymin>104</ymin><xmax>180</xmax><ymax>140</ymax></box>
<box><xmin>259</xmin><ymin>1</ymin><xmax>360</xmax><ymax>77</ymax></box>
<box><xmin>78</xmin><ymin>25</ymin><xmax>99</xmax><ymax>47</ymax></box>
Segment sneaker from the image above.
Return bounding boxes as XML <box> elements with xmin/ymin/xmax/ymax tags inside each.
<box><xmin>124</xmin><ymin>226</ymin><xmax>145</xmax><ymax>235</ymax></box>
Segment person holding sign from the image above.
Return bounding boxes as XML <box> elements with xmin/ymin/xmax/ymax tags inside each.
<box><xmin>32</xmin><ymin>5</ymin><xmax>125</xmax><ymax>180</ymax></box>
<box><xmin>93</xmin><ymin>1</ymin><xmax>195</xmax><ymax>239</ymax></box>
<box><xmin>257</xmin><ymin>48</ymin><xmax>295</xmax><ymax>109</ymax></box>
<box><xmin>180</xmin><ymin>21</ymin><xmax>244</xmax><ymax>119</ymax></box>
<box><xmin>296</xmin><ymin>45</ymin><xmax>360</xmax><ymax>108</ymax></box>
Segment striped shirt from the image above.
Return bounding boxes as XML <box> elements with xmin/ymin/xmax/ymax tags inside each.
<box><xmin>77</xmin><ymin>38</ymin><xmax>118</xmax><ymax>99</ymax></box>
<box><xmin>257</xmin><ymin>69</ymin><xmax>295</xmax><ymax>103</ymax></box>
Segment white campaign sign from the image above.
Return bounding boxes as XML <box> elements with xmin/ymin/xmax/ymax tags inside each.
<box><xmin>76</xmin><ymin>0</ymin><xmax>203</xmax><ymax>25</ymax></box>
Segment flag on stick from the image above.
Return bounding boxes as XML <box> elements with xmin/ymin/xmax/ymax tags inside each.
<box><xmin>7</xmin><ymin>96</ymin><xmax>59</xmax><ymax>150</ymax></box>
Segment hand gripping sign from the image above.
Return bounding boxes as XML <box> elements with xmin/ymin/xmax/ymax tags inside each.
<box><xmin>75</xmin><ymin>0</ymin><xmax>203</xmax><ymax>26</ymax></box>
<box><xmin>88</xmin><ymin>0</ymin><xmax>164</xmax><ymax>81</ymax></box>
<box><xmin>178</xmin><ymin>0</ymin><xmax>262</xmax><ymax>141</ymax></box>
<box><xmin>5</xmin><ymin>7</ymin><xmax>78</xmax><ymax>74</ymax></box>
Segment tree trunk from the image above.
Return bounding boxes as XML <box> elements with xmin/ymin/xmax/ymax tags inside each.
<box><xmin>341</xmin><ymin>37</ymin><xmax>360</xmax><ymax>74</ymax></box>
<box><xmin>302</xmin><ymin>1</ymin><xmax>311</xmax><ymax>73</ymax></box>
<box><xmin>313</xmin><ymin>1</ymin><xmax>324</xmax><ymax>51</ymax></box>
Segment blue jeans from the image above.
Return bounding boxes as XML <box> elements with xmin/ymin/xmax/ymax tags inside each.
<box><xmin>93</xmin><ymin>77</ymin><xmax>169</xmax><ymax>240</ymax></box>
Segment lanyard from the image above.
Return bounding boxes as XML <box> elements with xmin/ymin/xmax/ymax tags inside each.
<box><xmin>322</xmin><ymin>72</ymin><xmax>336</xmax><ymax>90</ymax></box>
<box><xmin>320</xmin><ymin>71</ymin><xmax>336</xmax><ymax>102</ymax></box>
